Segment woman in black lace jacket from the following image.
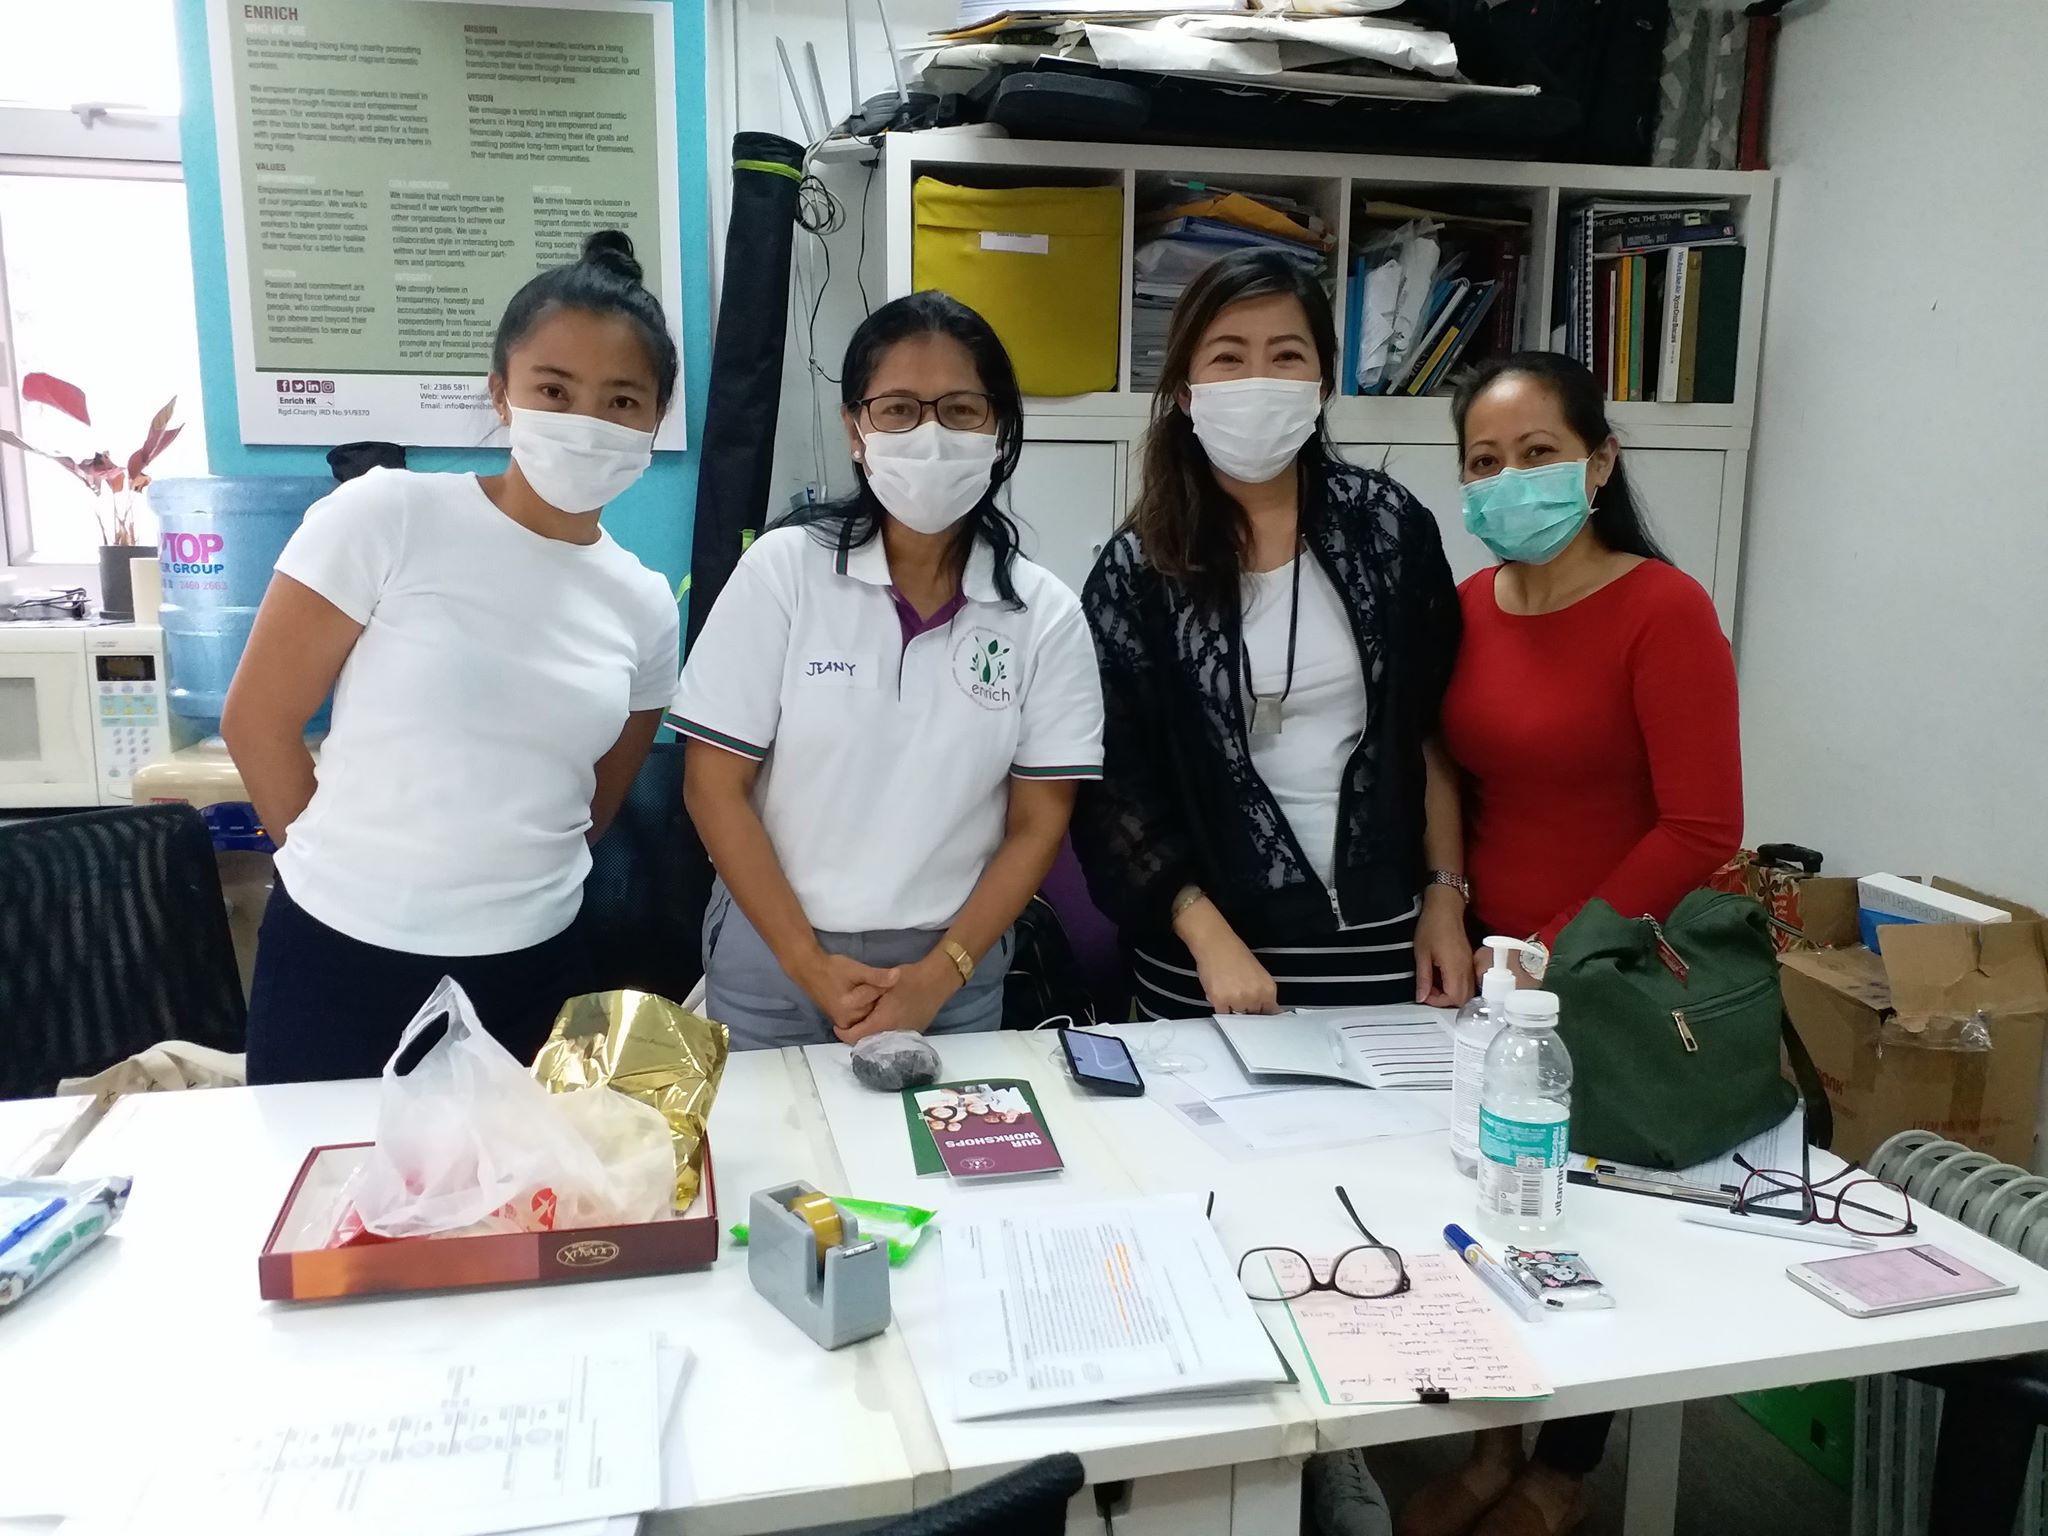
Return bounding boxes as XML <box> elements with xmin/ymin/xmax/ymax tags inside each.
<box><xmin>1073</xmin><ymin>249</ymin><xmax>1473</xmax><ymax>1019</ymax></box>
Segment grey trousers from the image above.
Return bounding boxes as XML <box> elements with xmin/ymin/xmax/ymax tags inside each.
<box><xmin>701</xmin><ymin>882</ymin><xmax>1013</xmax><ymax>1050</ymax></box>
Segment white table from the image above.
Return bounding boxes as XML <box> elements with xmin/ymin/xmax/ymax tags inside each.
<box><xmin>0</xmin><ymin>1093</ymin><xmax>102</xmax><ymax>1178</ymax></box>
<box><xmin>803</xmin><ymin>1023</ymin><xmax>2048</xmax><ymax>1536</ymax></box>
<box><xmin>807</xmin><ymin>1041</ymin><xmax>1312</xmax><ymax>1535</ymax></box>
<box><xmin>13</xmin><ymin>1024</ymin><xmax>2048</xmax><ymax>1536</ymax></box>
<box><xmin>0</xmin><ymin>1055</ymin><xmax>932</xmax><ymax>1536</ymax></box>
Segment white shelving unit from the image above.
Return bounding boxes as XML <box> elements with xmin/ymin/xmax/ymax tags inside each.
<box><xmin>831</xmin><ymin>127</ymin><xmax>1776</xmax><ymax>627</ymax></box>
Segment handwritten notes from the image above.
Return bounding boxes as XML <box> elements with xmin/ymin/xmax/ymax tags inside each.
<box><xmin>1280</xmin><ymin>1250</ymin><xmax>1551</xmax><ymax>1405</ymax></box>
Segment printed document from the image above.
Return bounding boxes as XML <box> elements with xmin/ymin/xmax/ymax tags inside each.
<box><xmin>944</xmin><ymin>1195</ymin><xmax>1287</xmax><ymax>1419</ymax></box>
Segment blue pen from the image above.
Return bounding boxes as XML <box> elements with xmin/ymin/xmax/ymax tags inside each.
<box><xmin>0</xmin><ymin>1196</ymin><xmax>65</xmax><ymax>1260</ymax></box>
<box><xmin>1444</xmin><ymin>1223</ymin><xmax>1547</xmax><ymax>1319</ymax></box>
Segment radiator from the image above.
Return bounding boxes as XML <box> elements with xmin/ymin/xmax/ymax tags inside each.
<box><xmin>1852</xmin><ymin>1132</ymin><xmax>2048</xmax><ymax>1536</ymax></box>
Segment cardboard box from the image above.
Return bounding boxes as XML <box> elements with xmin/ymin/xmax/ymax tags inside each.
<box><xmin>259</xmin><ymin>1142</ymin><xmax>718</xmax><ymax>1303</ymax></box>
<box><xmin>1780</xmin><ymin>879</ymin><xmax>2048</xmax><ymax>1169</ymax></box>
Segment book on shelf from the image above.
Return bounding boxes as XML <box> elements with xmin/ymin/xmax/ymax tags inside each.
<box><xmin>950</xmin><ymin>0</ymin><xmax>1243</xmax><ymax>30</ymax></box>
<box><xmin>1592</xmin><ymin>201</ymin><xmax>1736</xmax><ymax>253</ymax></box>
<box><xmin>1629</xmin><ymin>253</ymin><xmax>1648</xmax><ymax>403</ymax></box>
<box><xmin>1614</xmin><ymin>256</ymin><xmax>1631</xmax><ymax>402</ymax></box>
<box><xmin>1569</xmin><ymin>199</ymin><xmax>1744</xmax><ymax>405</ymax></box>
<box><xmin>1630</xmin><ymin>252</ymin><xmax>1662</xmax><ymax>399</ymax></box>
<box><xmin>1149</xmin><ymin>215</ymin><xmax>1327</xmax><ymax>260</ymax></box>
<box><xmin>1677</xmin><ymin>247</ymin><xmax>1704</xmax><ymax>401</ymax></box>
<box><xmin>1692</xmin><ymin>246</ymin><xmax>1744</xmax><ymax>405</ymax></box>
<box><xmin>1657</xmin><ymin>246</ymin><xmax>1688</xmax><ymax>404</ymax></box>
<box><xmin>1406</xmin><ymin>280</ymin><xmax>1501</xmax><ymax>397</ymax></box>
<box><xmin>1596</xmin><ymin>219</ymin><xmax>1738</xmax><ymax>254</ymax></box>
<box><xmin>1342</xmin><ymin>253</ymin><xmax>1367</xmax><ymax>396</ymax></box>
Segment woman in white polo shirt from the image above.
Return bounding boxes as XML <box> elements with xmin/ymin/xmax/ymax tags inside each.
<box><xmin>675</xmin><ymin>291</ymin><xmax>1104</xmax><ymax>1049</ymax></box>
<box><xmin>223</xmin><ymin>231</ymin><xmax>680</xmax><ymax>1083</ymax></box>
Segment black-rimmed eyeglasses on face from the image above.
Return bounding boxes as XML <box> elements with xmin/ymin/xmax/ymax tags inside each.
<box><xmin>856</xmin><ymin>390</ymin><xmax>994</xmax><ymax>434</ymax></box>
<box><xmin>1227</xmin><ymin>1185</ymin><xmax>1410</xmax><ymax>1302</ymax></box>
<box><xmin>1733</xmin><ymin>1145</ymin><xmax>1917</xmax><ymax>1238</ymax></box>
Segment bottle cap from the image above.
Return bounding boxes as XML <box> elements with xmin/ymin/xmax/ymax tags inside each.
<box><xmin>1505</xmin><ymin>989</ymin><xmax>1560</xmax><ymax>1025</ymax></box>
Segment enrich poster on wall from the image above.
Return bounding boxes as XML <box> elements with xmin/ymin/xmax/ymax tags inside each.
<box><xmin>207</xmin><ymin>0</ymin><xmax>684</xmax><ymax>447</ymax></box>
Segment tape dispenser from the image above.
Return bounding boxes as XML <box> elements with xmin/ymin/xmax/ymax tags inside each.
<box><xmin>746</xmin><ymin>1182</ymin><xmax>891</xmax><ymax>1349</ymax></box>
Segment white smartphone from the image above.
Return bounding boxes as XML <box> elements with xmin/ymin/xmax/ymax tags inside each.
<box><xmin>1787</xmin><ymin>1244</ymin><xmax>2017</xmax><ymax>1319</ymax></box>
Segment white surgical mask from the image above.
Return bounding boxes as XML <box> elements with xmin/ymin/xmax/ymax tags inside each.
<box><xmin>859</xmin><ymin>419</ymin><xmax>999</xmax><ymax>535</ymax></box>
<box><xmin>1187</xmin><ymin>377</ymin><xmax>1323</xmax><ymax>484</ymax></box>
<box><xmin>507</xmin><ymin>405</ymin><xmax>653</xmax><ymax>514</ymax></box>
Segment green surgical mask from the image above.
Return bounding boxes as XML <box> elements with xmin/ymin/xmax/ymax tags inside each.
<box><xmin>1461</xmin><ymin>459</ymin><xmax>1593</xmax><ymax>565</ymax></box>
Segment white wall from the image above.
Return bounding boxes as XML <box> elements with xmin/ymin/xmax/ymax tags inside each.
<box><xmin>1735</xmin><ymin>1</ymin><xmax>2048</xmax><ymax>907</ymax></box>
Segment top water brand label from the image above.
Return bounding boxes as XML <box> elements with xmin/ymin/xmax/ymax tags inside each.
<box><xmin>163</xmin><ymin>530</ymin><xmax>227</xmax><ymax>576</ymax></box>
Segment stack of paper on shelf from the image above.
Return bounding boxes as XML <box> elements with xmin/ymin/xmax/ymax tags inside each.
<box><xmin>1132</xmin><ymin>180</ymin><xmax>1332</xmax><ymax>391</ymax></box>
<box><xmin>1349</xmin><ymin>197</ymin><xmax>1529</xmax><ymax>396</ymax></box>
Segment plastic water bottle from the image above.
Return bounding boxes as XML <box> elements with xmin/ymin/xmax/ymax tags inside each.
<box><xmin>1477</xmin><ymin>990</ymin><xmax>1572</xmax><ymax>1240</ymax></box>
<box><xmin>151</xmin><ymin>476</ymin><xmax>333</xmax><ymax>737</ymax></box>
<box><xmin>1451</xmin><ymin>936</ymin><xmax>1522</xmax><ymax>1177</ymax></box>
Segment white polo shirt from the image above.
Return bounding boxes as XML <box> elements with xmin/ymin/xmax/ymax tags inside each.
<box><xmin>671</xmin><ymin>524</ymin><xmax>1104</xmax><ymax>933</ymax></box>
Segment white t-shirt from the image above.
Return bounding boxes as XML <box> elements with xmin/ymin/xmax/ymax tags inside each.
<box><xmin>671</xmin><ymin>524</ymin><xmax>1104</xmax><ymax>933</ymax></box>
<box><xmin>1242</xmin><ymin>553</ymin><xmax>1368</xmax><ymax>886</ymax></box>
<box><xmin>272</xmin><ymin>468</ymin><xmax>678</xmax><ymax>955</ymax></box>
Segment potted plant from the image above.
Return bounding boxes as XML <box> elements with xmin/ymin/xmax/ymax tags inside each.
<box><xmin>0</xmin><ymin>372</ymin><xmax>182</xmax><ymax>620</ymax></box>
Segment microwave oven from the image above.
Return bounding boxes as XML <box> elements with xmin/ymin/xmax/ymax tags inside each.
<box><xmin>0</xmin><ymin>621</ymin><xmax>171</xmax><ymax>809</ymax></box>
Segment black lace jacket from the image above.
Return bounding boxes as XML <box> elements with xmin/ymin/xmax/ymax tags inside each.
<box><xmin>1072</xmin><ymin>458</ymin><xmax>1460</xmax><ymax>949</ymax></box>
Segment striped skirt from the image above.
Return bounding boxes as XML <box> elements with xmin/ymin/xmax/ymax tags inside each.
<box><xmin>1130</xmin><ymin>900</ymin><xmax>1421</xmax><ymax>1019</ymax></box>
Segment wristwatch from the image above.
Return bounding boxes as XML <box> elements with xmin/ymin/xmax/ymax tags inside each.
<box><xmin>1426</xmin><ymin>869</ymin><xmax>1471</xmax><ymax>904</ymax></box>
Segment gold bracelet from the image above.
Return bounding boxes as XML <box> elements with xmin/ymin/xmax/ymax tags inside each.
<box><xmin>1171</xmin><ymin>885</ymin><xmax>1206</xmax><ymax>921</ymax></box>
<box><xmin>941</xmin><ymin>940</ymin><xmax>976</xmax><ymax>986</ymax></box>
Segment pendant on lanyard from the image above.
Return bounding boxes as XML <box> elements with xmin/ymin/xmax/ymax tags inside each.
<box><xmin>1244</xmin><ymin>540</ymin><xmax>1304</xmax><ymax>739</ymax></box>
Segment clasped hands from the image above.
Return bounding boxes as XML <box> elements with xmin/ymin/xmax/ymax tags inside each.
<box><xmin>795</xmin><ymin>948</ymin><xmax>964</xmax><ymax>1043</ymax></box>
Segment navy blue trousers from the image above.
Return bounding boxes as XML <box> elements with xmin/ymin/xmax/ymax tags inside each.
<box><xmin>245</xmin><ymin>879</ymin><xmax>592</xmax><ymax>1085</ymax></box>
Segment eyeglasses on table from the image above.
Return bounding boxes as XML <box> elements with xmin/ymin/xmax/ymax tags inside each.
<box><xmin>1210</xmin><ymin>1184</ymin><xmax>1411</xmax><ymax>1302</ymax></box>
<box><xmin>1733</xmin><ymin>1142</ymin><xmax>1918</xmax><ymax>1238</ymax></box>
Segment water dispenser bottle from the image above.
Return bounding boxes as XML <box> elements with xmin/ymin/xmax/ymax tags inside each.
<box><xmin>150</xmin><ymin>476</ymin><xmax>333</xmax><ymax>737</ymax></box>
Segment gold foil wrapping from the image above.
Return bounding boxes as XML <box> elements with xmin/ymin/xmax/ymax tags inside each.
<box><xmin>533</xmin><ymin>991</ymin><xmax>731</xmax><ymax>1211</ymax></box>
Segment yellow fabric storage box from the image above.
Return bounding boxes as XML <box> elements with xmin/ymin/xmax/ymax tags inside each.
<box><xmin>912</xmin><ymin>179</ymin><xmax>1123</xmax><ymax>397</ymax></box>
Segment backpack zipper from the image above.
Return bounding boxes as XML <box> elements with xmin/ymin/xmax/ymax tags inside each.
<box><xmin>1670</xmin><ymin>977</ymin><xmax>1780</xmax><ymax>1056</ymax></box>
<box><xmin>1644</xmin><ymin>916</ymin><xmax>1689</xmax><ymax>983</ymax></box>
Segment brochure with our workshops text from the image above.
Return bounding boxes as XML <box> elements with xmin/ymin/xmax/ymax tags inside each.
<box><xmin>902</xmin><ymin>1079</ymin><xmax>1063</xmax><ymax>1179</ymax></box>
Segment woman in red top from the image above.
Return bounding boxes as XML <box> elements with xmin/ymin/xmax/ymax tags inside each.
<box><xmin>1404</xmin><ymin>352</ymin><xmax>1741</xmax><ymax>1536</ymax></box>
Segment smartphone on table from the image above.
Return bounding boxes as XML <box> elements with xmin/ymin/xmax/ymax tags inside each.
<box><xmin>1059</xmin><ymin>1028</ymin><xmax>1145</xmax><ymax>1097</ymax></box>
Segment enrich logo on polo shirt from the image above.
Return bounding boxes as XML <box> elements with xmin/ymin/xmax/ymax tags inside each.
<box><xmin>953</xmin><ymin>628</ymin><xmax>1016</xmax><ymax>709</ymax></box>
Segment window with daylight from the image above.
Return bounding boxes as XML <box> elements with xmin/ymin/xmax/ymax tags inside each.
<box><xmin>0</xmin><ymin>0</ymin><xmax>201</xmax><ymax>570</ymax></box>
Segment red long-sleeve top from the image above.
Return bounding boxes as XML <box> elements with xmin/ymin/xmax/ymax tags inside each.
<box><xmin>1440</xmin><ymin>560</ymin><xmax>1743</xmax><ymax>948</ymax></box>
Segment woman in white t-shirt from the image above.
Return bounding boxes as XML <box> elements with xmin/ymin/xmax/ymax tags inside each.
<box><xmin>223</xmin><ymin>231</ymin><xmax>681</xmax><ymax>1083</ymax></box>
<box><xmin>674</xmin><ymin>292</ymin><xmax>1105</xmax><ymax>1049</ymax></box>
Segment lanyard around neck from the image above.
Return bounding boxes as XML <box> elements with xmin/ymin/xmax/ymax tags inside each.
<box><xmin>1241</xmin><ymin>539</ymin><xmax>1305</xmax><ymax>731</ymax></box>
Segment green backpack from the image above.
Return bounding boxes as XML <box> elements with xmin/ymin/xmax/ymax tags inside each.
<box><xmin>1546</xmin><ymin>890</ymin><xmax>1817</xmax><ymax>1170</ymax></box>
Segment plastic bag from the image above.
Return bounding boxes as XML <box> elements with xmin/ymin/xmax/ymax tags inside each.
<box><xmin>339</xmin><ymin>978</ymin><xmax>675</xmax><ymax>1242</ymax></box>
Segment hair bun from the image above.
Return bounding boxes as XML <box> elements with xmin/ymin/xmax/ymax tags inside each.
<box><xmin>581</xmin><ymin>229</ymin><xmax>644</xmax><ymax>284</ymax></box>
